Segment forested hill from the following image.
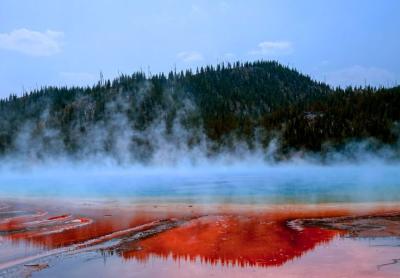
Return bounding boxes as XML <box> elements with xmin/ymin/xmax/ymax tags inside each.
<box><xmin>0</xmin><ymin>61</ymin><xmax>399</xmax><ymax>162</ymax></box>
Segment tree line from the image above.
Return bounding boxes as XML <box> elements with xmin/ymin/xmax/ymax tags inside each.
<box><xmin>0</xmin><ymin>61</ymin><xmax>398</xmax><ymax>160</ymax></box>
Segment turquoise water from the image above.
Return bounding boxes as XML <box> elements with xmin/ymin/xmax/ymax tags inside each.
<box><xmin>1</xmin><ymin>163</ymin><xmax>400</xmax><ymax>204</ymax></box>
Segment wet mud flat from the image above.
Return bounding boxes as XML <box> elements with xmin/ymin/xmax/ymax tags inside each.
<box><xmin>1</xmin><ymin>199</ymin><xmax>400</xmax><ymax>277</ymax></box>
<box><xmin>291</xmin><ymin>213</ymin><xmax>400</xmax><ymax>237</ymax></box>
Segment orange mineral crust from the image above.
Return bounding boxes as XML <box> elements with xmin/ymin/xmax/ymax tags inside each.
<box><xmin>9</xmin><ymin>206</ymin><xmax>398</xmax><ymax>278</ymax></box>
<box><xmin>1</xmin><ymin>200</ymin><xmax>400</xmax><ymax>278</ymax></box>
<box><xmin>1</xmin><ymin>201</ymin><xmax>398</xmax><ymax>251</ymax></box>
<box><xmin>1</xmin><ymin>210</ymin><xmax>161</xmax><ymax>249</ymax></box>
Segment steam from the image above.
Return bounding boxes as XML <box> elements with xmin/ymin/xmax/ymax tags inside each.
<box><xmin>0</xmin><ymin>84</ymin><xmax>399</xmax><ymax>205</ymax></box>
<box><xmin>1</xmin><ymin>80</ymin><xmax>399</xmax><ymax>168</ymax></box>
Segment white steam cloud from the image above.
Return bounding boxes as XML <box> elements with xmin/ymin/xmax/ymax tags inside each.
<box><xmin>0</xmin><ymin>83</ymin><xmax>399</xmax><ymax>205</ymax></box>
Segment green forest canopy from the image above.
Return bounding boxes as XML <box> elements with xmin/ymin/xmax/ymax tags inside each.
<box><xmin>0</xmin><ymin>61</ymin><xmax>399</xmax><ymax>161</ymax></box>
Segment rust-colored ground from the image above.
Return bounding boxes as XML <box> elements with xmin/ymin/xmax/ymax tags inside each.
<box><xmin>1</xmin><ymin>199</ymin><xmax>400</xmax><ymax>276</ymax></box>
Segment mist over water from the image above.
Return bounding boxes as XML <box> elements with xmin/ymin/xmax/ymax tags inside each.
<box><xmin>1</xmin><ymin>153</ymin><xmax>399</xmax><ymax>204</ymax></box>
<box><xmin>1</xmin><ymin>88</ymin><xmax>399</xmax><ymax>205</ymax></box>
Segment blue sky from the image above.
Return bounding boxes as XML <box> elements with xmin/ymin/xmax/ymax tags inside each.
<box><xmin>0</xmin><ymin>0</ymin><xmax>399</xmax><ymax>97</ymax></box>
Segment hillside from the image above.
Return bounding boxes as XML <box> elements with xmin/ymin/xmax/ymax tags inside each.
<box><xmin>0</xmin><ymin>61</ymin><xmax>399</xmax><ymax>162</ymax></box>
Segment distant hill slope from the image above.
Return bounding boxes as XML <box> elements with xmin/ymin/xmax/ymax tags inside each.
<box><xmin>0</xmin><ymin>61</ymin><xmax>399</xmax><ymax>162</ymax></box>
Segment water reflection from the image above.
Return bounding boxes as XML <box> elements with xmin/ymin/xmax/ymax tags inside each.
<box><xmin>1</xmin><ymin>200</ymin><xmax>397</xmax><ymax>275</ymax></box>
<box><xmin>119</xmin><ymin>215</ymin><xmax>340</xmax><ymax>268</ymax></box>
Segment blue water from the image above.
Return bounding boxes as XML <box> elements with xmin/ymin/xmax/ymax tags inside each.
<box><xmin>0</xmin><ymin>163</ymin><xmax>399</xmax><ymax>204</ymax></box>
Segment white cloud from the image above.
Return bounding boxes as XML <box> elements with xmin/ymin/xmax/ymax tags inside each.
<box><xmin>249</xmin><ymin>41</ymin><xmax>293</xmax><ymax>56</ymax></box>
<box><xmin>177</xmin><ymin>51</ymin><xmax>204</xmax><ymax>63</ymax></box>
<box><xmin>0</xmin><ymin>28</ymin><xmax>64</xmax><ymax>56</ymax></box>
<box><xmin>324</xmin><ymin>65</ymin><xmax>397</xmax><ymax>88</ymax></box>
